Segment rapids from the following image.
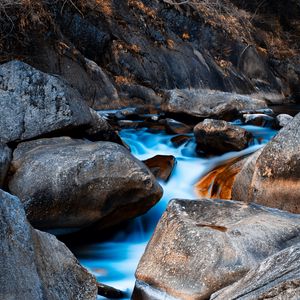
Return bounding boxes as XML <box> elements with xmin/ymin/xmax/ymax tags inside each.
<box><xmin>72</xmin><ymin>124</ymin><xmax>277</xmax><ymax>299</ymax></box>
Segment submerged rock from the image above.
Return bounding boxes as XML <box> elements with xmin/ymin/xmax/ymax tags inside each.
<box><xmin>194</xmin><ymin>119</ymin><xmax>252</xmax><ymax>154</ymax></box>
<box><xmin>135</xmin><ymin>199</ymin><xmax>300</xmax><ymax>300</ymax></box>
<box><xmin>0</xmin><ymin>189</ymin><xmax>97</xmax><ymax>300</ymax></box>
<box><xmin>143</xmin><ymin>155</ymin><xmax>176</xmax><ymax>182</ymax></box>
<box><xmin>162</xmin><ymin>89</ymin><xmax>267</xmax><ymax>120</ymax></box>
<box><xmin>211</xmin><ymin>244</ymin><xmax>300</xmax><ymax>300</ymax></box>
<box><xmin>0</xmin><ymin>61</ymin><xmax>92</xmax><ymax>143</ymax></box>
<box><xmin>0</xmin><ymin>143</ymin><xmax>12</xmax><ymax>187</ymax></box>
<box><xmin>232</xmin><ymin>112</ymin><xmax>300</xmax><ymax>213</ymax></box>
<box><xmin>8</xmin><ymin>137</ymin><xmax>163</xmax><ymax>231</ymax></box>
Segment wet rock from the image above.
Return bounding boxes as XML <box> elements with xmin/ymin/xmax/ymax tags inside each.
<box><xmin>211</xmin><ymin>244</ymin><xmax>300</xmax><ymax>300</ymax></box>
<box><xmin>135</xmin><ymin>199</ymin><xmax>300</xmax><ymax>300</ymax></box>
<box><xmin>0</xmin><ymin>143</ymin><xmax>12</xmax><ymax>187</ymax></box>
<box><xmin>275</xmin><ymin>113</ymin><xmax>293</xmax><ymax>128</ymax></box>
<box><xmin>8</xmin><ymin>137</ymin><xmax>163</xmax><ymax>231</ymax></box>
<box><xmin>0</xmin><ymin>61</ymin><xmax>92</xmax><ymax>143</ymax></box>
<box><xmin>243</xmin><ymin>113</ymin><xmax>274</xmax><ymax>127</ymax></box>
<box><xmin>84</xmin><ymin>108</ymin><xmax>124</xmax><ymax>145</ymax></box>
<box><xmin>143</xmin><ymin>155</ymin><xmax>176</xmax><ymax>182</ymax></box>
<box><xmin>171</xmin><ymin>135</ymin><xmax>192</xmax><ymax>147</ymax></box>
<box><xmin>164</xmin><ymin>119</ymin><xmax>191</xmax><ymax>135</ymax></box>
<box><xmin>232</xmin><ymin>112</ymin><xmax>300</xmax><ymax>213</ymax></box>
<box><xmin>194</xmin><ymin>119</ymin><xmax>253</xmax><ymax>154</ymax></box>
<box><xmin>0</xmin><ymin>189</ymin><xmax>97</xmax><ymax>300</ymax></box>
<box><xmin>195</xmin><ymin>155</ymin><xmax>249</xmax><ymax>200</ymax></box>
<box><xmin>162</xmin><ymin>89</ymin><xmax>267</xmax><ymax>120</ymax></box>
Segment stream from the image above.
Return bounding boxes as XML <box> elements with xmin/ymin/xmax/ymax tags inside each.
<box><xmin>71</xmin><ymin>123</ymin><xmax>277</xmax><ymax>298</ymax></box>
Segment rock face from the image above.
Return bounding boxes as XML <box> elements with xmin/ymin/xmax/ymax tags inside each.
<box><xmin>0</xmin><ymin>61</ymin><xmax>92</xmax><ymax>143</ymax></box>
<box><xmin>33</xmin><ymin>44</ymin><xmax>121</xmax><ymax>109</ymax></box>
<box><xmin>211</xmin><ymin>244</ymin><xmax>300</xmax><ymax>300</ymax></box>
<box><xmin>0</xmin><ymin>143</ymin><xmax>12</xmax><ymax>187</ymax></box>
<box><xmin>8</xmin><ymin>137</ymin><xmax>162</xmax><ymax>230</ymax></box>
<box><xmin>194</xmin><ymin>119</ymin><xmax>253</xmax><ymax>154</ymax></box>
<box><xmin>0</xmin><ymin>189</ymin><xmax>97</xmax><ymax>300</ymax></box>
<box><xmin>232</xmin><ymin>113</ymin><xmax>300</xmax><ymax>213</ymax></box>
<box><xmin>135</xmin><ymin>199</ymin><xmax>300</xmax><ymax>300</ymax></box>
<box><xmin>163</xmin><ymin>89</ymin><xmax>267</xmax><ymax>119</ymax></box>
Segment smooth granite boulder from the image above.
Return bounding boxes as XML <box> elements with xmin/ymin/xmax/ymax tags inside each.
<box><xmin>8</xmin><ymin>137</ymin><xmax>163</xmax><ymax>231</ymax></box>
<box><xmin>135</xmin><ymin>199</ymin><xmax>300</xmax><ymax>300</ymax></box>
<box><xmin>194</xmin><ymin>119</ymin><xmax>252</xmax><ymax>154</ymax></box>
<box><xmin>162</xmin><ymin>89</ymin><xmax>267</xmax><ymax>120</ymax></box>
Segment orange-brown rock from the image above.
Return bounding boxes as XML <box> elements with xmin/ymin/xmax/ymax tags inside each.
<box><xmin>143</xmin><ymin>155</ymin><xmax>176</xmax><ymax>182</ymax></box>
<box><xmin>195</xmin><ymin>155</ymin><xmax>248</xmax><ymax>199</ymax></box>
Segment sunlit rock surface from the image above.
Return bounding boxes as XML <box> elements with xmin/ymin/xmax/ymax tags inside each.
<box><xmin>136</xmin><ymin>199</ymin><xmax>300</xmax><ymax>300</ymax></box>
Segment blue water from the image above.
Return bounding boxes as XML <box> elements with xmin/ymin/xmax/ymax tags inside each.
<box><xmin>74</xmin><ymin>125</ymin><xmax>277</xmax><ymax>298</ymax></box>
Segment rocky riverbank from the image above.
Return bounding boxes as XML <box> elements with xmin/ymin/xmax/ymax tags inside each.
<box><xmin>0</xmin><ymin>0</ymin><xmax>300</xmax><ymax>299</ymax></box>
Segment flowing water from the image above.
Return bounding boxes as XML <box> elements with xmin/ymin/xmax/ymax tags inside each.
<box><xmin>72</xmin><ymin>124</ymin><xmax>277</xmax><ymax>298</ymax></box>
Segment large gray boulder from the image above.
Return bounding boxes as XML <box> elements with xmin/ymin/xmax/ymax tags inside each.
<box><xmin>162</xmin><ymin>89</ymin><xmax>267</xmax><ymax>119</ymax></box>
<box><xmin>0</xmin><ymin>60</ymin><xmax>92</xmax><ymax>143</ymax></box>
<box><xmin>211</xmin><ymin>244</ymin><xmax>300</xmax><ymax>300</ymax></box>
<box><xmin>8</xmin><ymin>137</ymin><xmax>162</xmax><ymax>231</ymax></box>
<box><xmin>135</xmin><ymin>199</ymin><xmax>300</xmax><ymax>300</ymax></box>
<box><xmin>232</xmin><ymin>112</ymin><xmax>300</xmax><ymax>213</ymax></box>
<box><xmin>0</xmin><ymin>143</ymin><xmax>11</xmax><ymax>187</ymax></box>
<box><xmin>0</xmin><ymin>189</ymin><xmax>97</xmax><ymax>300</ymax></box>
<box><xmin>194</xmin><ymin>119</ymin><xmax>252</xmax><ymax>154</ymax></box>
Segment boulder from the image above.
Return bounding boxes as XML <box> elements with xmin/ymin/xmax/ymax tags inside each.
<box><xmin>143</xmin><ymin>155</ymin><xmax>176</xmax><ymax>182</ymax></box>
<box><xmin>162</xmin><ymin>89</ymin><xmax>267</xmax><ymax>120</ymax></box>
<box><xmin>194</xmin><ymin>119</ymin><xmax>253</xmax><ymax>154</ymax></box>
<box><xmin>211</xmin><ymin>244</ymin><xmax>300</xmax><ymax>300</ymax></box>
<box><xmin>232</xmin><ymin>113</ymin><xmax>300</xmax><ymax>213</ymax></box>
<box><xmin>135</xmin><ymin>199</ymin><xmax>300</xmax><ymax>300</ymax></box>
<box><xmin>0</xmin><ymin>189</ymin><xmax>97</xmax><ymax>300</ymax></box>
<box><xmin>8</xmin><ymin>137</ymin><xmax>163</xmax><ymax>231</ymax></box>
<box><xmin>0</xmin><ymin>60</ymin><xmax>92</xmax><ymax>143</ymax></box>
<box><xmin>0</xmin><ymin>143</ymin><xmax>12</xmax><ymax>187</ymax></box>
<box><xmin>275</xmin><ymin>113</ymin><xmax>293</xmax><ymax>128</ymax></box>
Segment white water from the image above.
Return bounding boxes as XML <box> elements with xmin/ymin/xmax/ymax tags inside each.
<box><xmin>74</xmin><ymin>125</ymin><xmax>277</xmax><ymax>298</ymax></box>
